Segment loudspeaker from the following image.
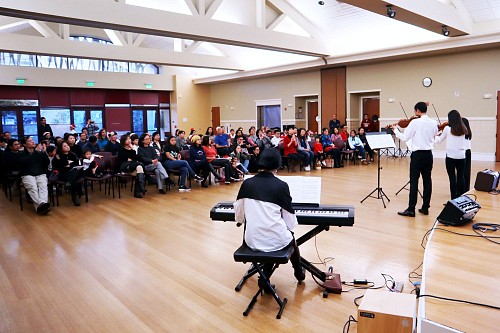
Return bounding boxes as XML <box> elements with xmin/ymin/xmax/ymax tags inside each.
<box><xmin>437</xmin><ymin>195</ymin><xmax>481</xmax><ymax>226</ymax></box>
<box><xmin>474</xmin><ymin>169</ymin><xmax>499</xmax><ymax>192</ymax></box>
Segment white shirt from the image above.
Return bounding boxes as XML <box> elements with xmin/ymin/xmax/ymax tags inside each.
<box><xmin>464</xmin><ymin>138</ymin><xmax>472</xmax><ymax>150</ymax></box>
<box><xmin>234</xmin><ymin>198</ymin><xmax>296</xmax><ymax>252</ymax></box>
<box><xmin>434</xmin><ymin>126</ymin><xmax>466</xmax><ymax>159</ymax></box>
<box><xmin>394</xmin><ymin>115</ymin><xmax>437</xmax><ymax>151</ymax></box>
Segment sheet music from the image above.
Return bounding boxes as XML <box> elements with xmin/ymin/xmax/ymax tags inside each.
<box><xmin>366</xmin><ymin>133</ymin><xmax>396</xmax><ymax>150</ymax></box>
<box><xmin>243</xmin><ymin>175</ymin><xmax>321</xmax><ymax>204</ymax></box>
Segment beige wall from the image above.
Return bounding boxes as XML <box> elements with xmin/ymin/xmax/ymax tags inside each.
<box><xmin>207</xmin><ymin>48</ymin><xmax>499</xmax><ymax>160</ymax></box>
<box><xmin>0</xmin><ymin>66</ymin><xmax>174</xmax><ymax>91</ymax></box>
<box><xmin>172</xmin><ymin>75</ymin><xmax>211</xmax><ymax>135</ymax></box>
<box><xmin>346</xmin><ymin>48</ymin><xmax>500</xmax><ymax>160</ymax></box>
<box><xmin>209</xmin><ymin>71</ymin><xmax>320</xmax><ymax>131</ymax></box>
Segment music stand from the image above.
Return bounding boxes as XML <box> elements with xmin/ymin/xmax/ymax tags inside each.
<box><xmin>360</xmin><ymin>133</ymin><xmax>396</xmax><ymax>208</ymax></box>
<box><xmin>395</xmin><ymin>180</ymin><xmax>423</xmax><ymax>199</ymax></box>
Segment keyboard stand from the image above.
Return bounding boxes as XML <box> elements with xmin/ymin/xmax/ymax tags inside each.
<box><xmin>234</xmin><ymin>225</ymin><xmax>329</xmax><ymax>291</ymax></box>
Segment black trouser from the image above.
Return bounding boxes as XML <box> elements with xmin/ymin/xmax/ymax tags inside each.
<box><xmin>262</xmin><ymin>238</ymin><xmax>301</xmax><ymax>280</ymax></box>
<box><xmin>464</xmin><ymin>149</ymin><xmax>471</xmax><ymax>192</ymax></box>
<box><xmin>408</xmin><ymin>150</ymin><xmax>433</xmax><ymax>211</ymax></box>
<box><xmin>445</xmin><ymin>156</ymin><xmax>466</xmax><ymax>199</ymax></box>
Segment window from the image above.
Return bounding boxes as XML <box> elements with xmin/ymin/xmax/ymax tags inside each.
<box><xmin>132</xmin><ymin>110</ymin><xmax>144</xmax><ymax>135</ymax></box>
<box><xmin>22</xmin><ymin>111</ymin><xmax>38</xmax><ymax>142</ymax></box>
<box><xmin>1</xmin><ymin>111</ymin><xmax>18</xmax><ymax>139</ymax></box>
<box><xmin>40</xmin><ymin>108</ymin><xmax>70</xmax><ymax>138</ymax></box>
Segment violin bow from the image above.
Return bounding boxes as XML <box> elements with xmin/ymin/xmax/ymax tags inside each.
<box><xmin>399</xmin><ymin>102</ymin><xmax>409</xmax><ymax>118</ymax></box>
<box><xmin>432</xmin><ymin>104</ymin><xmax>442</xmax><ymax>125</ymax></box>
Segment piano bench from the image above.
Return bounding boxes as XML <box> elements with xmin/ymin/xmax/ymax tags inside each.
<box><xmin>233</xmin><ymin>242</ymin><xmax>294</xmax><ymax>319</ymax></box>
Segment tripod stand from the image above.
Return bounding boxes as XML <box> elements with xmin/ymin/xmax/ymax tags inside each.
<box><xmin>395</xmin><ymin>180</ymin><xmax>423</xmax><ymax>198</ymax></box>
<box><xmin>361</xmin><ymin>149</ymin><xmax>390</xmax><ymax>208</ymax></box>
<box><xmin>393</xmin><ymin>136</ymin><xmax>411</xmax><ymax>158</ymax></box>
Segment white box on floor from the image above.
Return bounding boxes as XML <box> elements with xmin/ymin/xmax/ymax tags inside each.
<box><xmin>358</xmin><ymin>289</ymin><xmax>416</xmax><ymax>333</ymax></box>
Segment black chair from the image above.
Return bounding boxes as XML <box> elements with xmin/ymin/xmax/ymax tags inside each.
<box><xmin>233</xmin><ymin>241</ymin><xmax>295</xmax><ymax>319</ymax></box>
<box><xmin>83</xmin><ymin>153</ymin><xmax>114</xmax><ymax>203</ymax></box>
<box><xmin>109</xmin><ymin>155</ymin><xmax>136</xmax><ymax>199</ymax></box>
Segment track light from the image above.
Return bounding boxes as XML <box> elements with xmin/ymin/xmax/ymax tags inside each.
<box><xmin>386</xmin><ymin>5</ymin><xmax>396</xmax><ymax>18</ymax></box>
<box><xmin>442</xmin><ymin>26</ymin><xmax>450</xmax><ymax>37</ymax></box>
<box><xmin>318</xmin><ymin>1</ymin><xmax>324</xmax><ymax>5</ymax></box>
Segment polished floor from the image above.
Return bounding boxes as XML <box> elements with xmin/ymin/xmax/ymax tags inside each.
<box><xmin>0</xmin><ymin>155</ymin><xmax>498</xmax><ymax>332</ymax></box>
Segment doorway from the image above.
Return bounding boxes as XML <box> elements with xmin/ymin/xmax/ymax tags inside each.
<box><xmin>362</xmin><ymin>97</ymin><xmax>380</xmax><ymax>132</ymax></box>
<box><xmin>307</xmin><ymin>101</ymin><xmax>319</xmax><ymax>133</ymax></box>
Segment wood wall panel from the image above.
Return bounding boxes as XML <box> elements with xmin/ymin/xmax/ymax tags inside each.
<box><xmin>321</xmin><ymin>67</ymin><xmax>346</xmax><ymax>130</ymax></box>
<box><xmin>71</xmin><ymin>89</ymin><xmax>105</xmax><ymax>106</ymax></box>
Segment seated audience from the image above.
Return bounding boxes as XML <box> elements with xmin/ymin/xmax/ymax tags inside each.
<box><xmin>214</xmin><ymin>127</ymin><xmax>231</xmax><ymax>156</ymax></box>
<box><xmin>247</xmin><ymin>146</ymin><xmax>261</xmax><ymax>173</ymax></box>
<box><xmin>19</xmin><ymin>137</ymin><xmax>51</xmax><ymax>214</ymax></box>
<box><xmin>163</xmin><ymin>136</ymin><xmax>203</xmax><ymax>192</ymax></box>
<box><xmin>104</xmin><ymin>131</ymin><xmax>121</xmax><ymax>156</ymax></box>
<box><xmin>230</xmin><ymin>145</ymin><xmax>250</xmax><ymax>174</ymax></box>
<box><xmin>188</xmin><ymin>135</ymin><xmax>221</xmax><ymax>188</ymax></box>
<box><xmin>96</xmin><ymin>128</ymin><xmax>109</xmax><ymax>151</ymax></box>
<box><xmin>320</xmin><ymin>128</ymin><xmax>342</xmax><ymax>168</ymax></box>
<box><xmin>348</xmin><ymin>130</ymin><xmax>369</xmax><ymax>165</ymax></box>
<box><xmin>55</xmin><ymin>141</ymin><xmax>83</xmax><ymax>206</ymax></box>
<box><xmin>137</xmin><ymin>133</ymin><xmax>173</xmax><ymax>194</ymax></box>
<box><xmin>297</xmin><ymin>128</ymin><xmax>314</xmax><ymax>171</ymax></box>
<box><xmin>117</xmin><ymin>133</ymin><xmax>146</xmax><ymax>198</ymax></box>
<box><xmin>67</xmin><ymin>133</ymin><xmax>83</xmax><ymax>158</ymax></box>
<box><xmin>176</xmin><ymin>130</ymin><xmax>189</xmax><ymax>150</ymax></box>
<box><xmin>202</xmin><ymin>135</ymin><xmax>233</xmax><ymax>184</ymax></box>
<box><xmin>82</xmin><ymin>149</ymin><xmax>104</xmax><ymax>178</ymax></box>
<box><xmin>83</xmin><ymin>136</ymin><xmax>100</xmax><ymax>154</ymax></box>
<box><xmin>76</xmin><ymin>132</ymin><xmax>88</xmax><ymax>149</ymax></box>
<box><xmin>358</xmin><ymin>127</ymin><xmax>374</xmax><ymax>162</ymax></box>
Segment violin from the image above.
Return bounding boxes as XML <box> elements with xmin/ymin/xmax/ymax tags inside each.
<box><xmin>438</xmin><ymin>121</ymin><xmax>449</xmax><ymax>131</ymax></box>
<box><xmin>386</xmin><ymin>115</ymin><xmax>420</xmax><ymax>129</ymax></box>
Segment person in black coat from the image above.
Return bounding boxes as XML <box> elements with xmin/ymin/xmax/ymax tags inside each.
<box><xmin>37</xmin><ymin>117</ymin><xmax>53</xmax><ymax>143</ymax></box>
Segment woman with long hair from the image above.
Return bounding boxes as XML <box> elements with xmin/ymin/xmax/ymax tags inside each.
<box><xmin>117</xmin><ymin>133</ymin><xmax>146</xmax><ymax>198</ymax></box>
<box><xmin>462</xmin><ymin>117</ymin><xmax>472</xmax><ymax>192</ymax></box>
<box><xmin>96</xmin><ymin>128</ymin><xmax>108</xmax><ymax>151</ymax></box>
<box><xmin>435</xmin><ymin>110</ymin><xmax>468</xmax><ymax>199</ymax></box>
<box><xmin>55</xmin><ymin>141</ymin><xmax>83</xmax><ymax>206</ymax></box>
<box><xmin>296</xmin><ymin>127</ymin><xmax>315</xmax><ymax>171</ymax></box>
<box><xmin>201</xmin><ymin>135</ymin><xmax>233</xmax><ymax>184</ymax></box>
<box><xmin>205</xmin><ymin>126</ymin><xmax>215</xmax><ymax>141</ymax></box>
<box><xmin>163</xmin><ymin>136</ymin><xmax>203</xmax><ymax>191</ymax></box>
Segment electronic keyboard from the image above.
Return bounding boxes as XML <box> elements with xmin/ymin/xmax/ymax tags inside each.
<box><xmin>210</xmin><ymin>202</ymin><xmax>354</xmax><ymax>227</ymax></box>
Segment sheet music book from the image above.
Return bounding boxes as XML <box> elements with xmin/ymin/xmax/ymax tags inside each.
<box><xmin>366</xmin><ymin>132</ymin><xmax>396</xmax><ymax>150</ymax></box>
<box><xmin>243</xmin><ymin>175</ymin><xmax>321</xmax><ymax>205</ymax></box>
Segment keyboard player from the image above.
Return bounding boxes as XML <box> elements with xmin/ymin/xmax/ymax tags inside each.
<box><xmin>234</xmin><ymin>148</ymin><xmax>306</xmax><ymax>291</ymax></box>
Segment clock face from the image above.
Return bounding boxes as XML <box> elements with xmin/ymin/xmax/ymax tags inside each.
<box><xmin>423</xmin><ymin>77</ymin><xmax>432</xmax><ymax>87</ymax></box>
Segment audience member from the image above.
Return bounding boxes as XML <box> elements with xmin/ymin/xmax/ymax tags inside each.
<box><xmin>202</xmin><ymin>135</ymin><xmax>232</xmax><ymax>184</ymax></box>
<box><xmin>96</xmin><ymin>128</ymin><xmax>109</xmax><ymax>151</ymax></box>
<box><xmin>104</xmin><ymin>131</ymin><xmax>121</xmax><ymax>156</ymax></box>
<box><xmin>137</xmin><ymin>133</ymin><xmax>172</xmax><ymax>194</ymax></box>
<box><xmin>348</xmin><ymin>130</ymin><xmax>369</xmax><ymax>165</ymax></box>
<box><xmin>55</xmin><ymin>141</ymin><xmax>83</xmax><ymax>206</ymax></box>
<box><xmin>117</xmin><ymin>133</ymin><xmax>146</xmax><ymax>198</ymax></box>
<box><xmin>163</xmin><ymin>136</ymin><xmax>203</xmax><ymax>191</ymax></box>
<box><xmin>37</xmin><ymin>117</ymin><xmax>53</xmax><ymax>142</ymax></box>
<box><xmin>188</xmin><ymin>135</ymin><xmax>221</xmax><ymax>188</ymax></box>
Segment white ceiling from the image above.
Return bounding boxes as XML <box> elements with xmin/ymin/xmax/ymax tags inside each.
<box><xmin>1</xmin><ymin>0</ymin><xmax>500</xmax><ymax>81</ymax></box>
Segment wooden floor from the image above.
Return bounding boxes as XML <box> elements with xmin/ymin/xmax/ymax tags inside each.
<box><xmin>0</xmin><ymin>156</ymin><xmax>498</xmax><ymax>333</ymax></box>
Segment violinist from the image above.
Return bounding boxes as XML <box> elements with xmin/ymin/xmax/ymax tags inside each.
<box><xmin>434</xmin><ymin>110</ymin><xmax>467</xmax><ymax>200</ymax></box>
<box><xmin>391</xmin><ymin>102</ymin><xmax>437</xmax><ymax>217</ymax></box>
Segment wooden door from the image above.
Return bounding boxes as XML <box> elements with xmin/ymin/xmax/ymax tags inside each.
<box><xmin>497</xmin><ymin>91</ymin><xmax>500</xmax><ymax>162</ymax></box>
<box><xmin>362</xmin><ymin>97</ymin><xmax>380</xmax><ymax>132</ymax></box>
<box><xmin>307</xmin><ymin>101</ymin><xmax>319</xmax><ymax>133</ymax></box>
<box><xmin>211</xmin><ymin>106</ymin><xmax>220</xmax><ymax>129</ymax></box>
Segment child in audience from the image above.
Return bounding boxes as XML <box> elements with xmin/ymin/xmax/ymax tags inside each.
<box><xmin>82</xmin><ymin>150</ymin><xmax>104</xmax><ymax>177</ymax></box>
<box><xmin>228</xmin><ymin>157</ymin><xmax>244</xmax><ymax>181</ymax></box>
<box><xmin>313</xmin><ymin>136</ymin><xmax>326</xmax><ymax>167</ymax></box>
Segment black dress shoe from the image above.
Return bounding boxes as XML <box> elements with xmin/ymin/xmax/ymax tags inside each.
<box><xmin>418</xmin><ymin>208</ymin><xmax>429</xmax><ymax>215</ymax></box>
<box><xmin>397</xmin><ymin>209</ymin><xmax>415</xmax><ymax>217</ymax></box>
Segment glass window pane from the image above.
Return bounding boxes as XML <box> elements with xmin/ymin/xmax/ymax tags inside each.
<box><xmin>1</xmin><ymin>111</ymin><xmax>18</xmax><ymax>138</ymax></box>
<box><xmin>147</xmin><ymin>110</ymin><xmax>157</xmax><ymax>133</ymax></box>
<box><xmin>22</xmin><ymin>111</ymin><xmax>38</xmax><ymax>143</ymax></box>
<box><xmin>263</xmin><ymin>105</ymin><xmax>281</xmax><ymax>129</ymax></box>
<box><xmin>73</xmin><ymin>110</ymin><xmax>86</xmax><ymax>133</ymax></box>
<box><xmin>90</xmin><ymin>110</ymin><xmax>103</xmax><ymax>130</ymax></box>
<box><xmin>40</xmin><ymin>109</ymin><xmax>70</xmax><ymax>138</ymax></box>
<box><xmin>132</xmin><ymin>110</ymin><xmax>143</xmax><ymax>135</ymax></box>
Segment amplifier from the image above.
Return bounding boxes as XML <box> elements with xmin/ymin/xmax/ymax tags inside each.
<box><xmin>437</xmin><ymin>195</ymin><xmax>481</xmax><ymax>226</ymax></box>
<box><xmin>474</xmin><ymin>169</ymin><xmax>499</xmax><ymax>192</ymax></box>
